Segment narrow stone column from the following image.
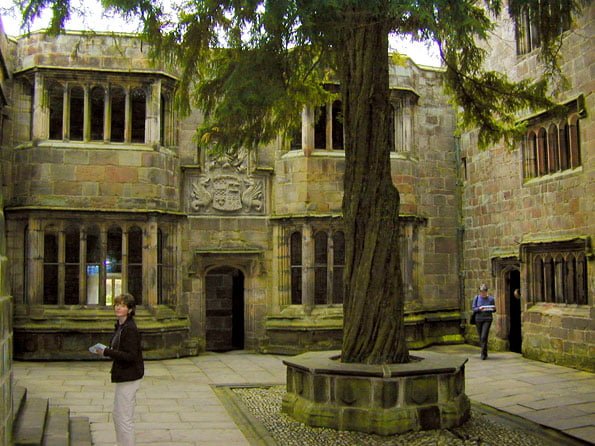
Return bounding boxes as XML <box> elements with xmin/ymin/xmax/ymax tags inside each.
<box><xmin>57</xmin><ymin>228</ymin><xmax>66</xmax><ymax>305</ymax></box>
<box><xmin>148</xmin><ymin>79</ymin><xmax>162</xmax><ymax>146</ymax></box>
<box><xmin>121</xmin><ymin>228</ymin><xmax>129</xmax><ymax>296</ymax></box>
<box><xmin>302</xmin><ymin>223</ymin><xmax>314</xmax><ymax>314</ymax></box>
<box><xmin>83</xmin><ymin>85</ymin><xmax>90</xmax><ymax>141</ymax></box>
<box><xmin>26</xmin><ymin>218</ymin><xmax>44</xmax><ymax>305</ymax></box>
<box><xmin>31</xmin><ymin>73</ymin><xmax>48</xmax><ymax>140</ymax></box>
<box><xmin>99</xmin><ymin>227</ymin><xmax>107</xmax><ymax>305</ymax></box>
<box><xmin>144</xmin><ymin>218</ymin><xmax>158</xmax><ymax>306</ymax></box>
<box><xmin>302</xmin><ymin>106</ymin><xmax>315</xmax><ymax>156</ymax></box>
<box><xmin>124</xmin><ymin>87</ymin><xmax>131</xmax><ymax>143</ymax></box>
<box><xmin>103</xmin><ymin>87</ymin><xmax>111</xmax><ymax>142</ymax></box>
<box><xmin>78</xmin><ymin>230</ymin><xmax>87</xmax><ymax>305</ymax></box>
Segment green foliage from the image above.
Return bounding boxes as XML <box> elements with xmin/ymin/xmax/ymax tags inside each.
<box><xmin>17</xmin><ymin>0</ymin><xmax>71</xmax><ymax>33</ymax></box>
<box><xmin>507</xmin><ymin>0</ymin><xmax>585</xmax><ymax>86</ymax></box>
<box><xmin>12</xmin><ymin>0</ymin><xmax>586</xmax><ymax>152</ymax></box>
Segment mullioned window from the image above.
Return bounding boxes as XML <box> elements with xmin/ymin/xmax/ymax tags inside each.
<box><xmin>522</xmin><ymin>98</ymin><xmax>584</xmax><ymax>179</ymax></box>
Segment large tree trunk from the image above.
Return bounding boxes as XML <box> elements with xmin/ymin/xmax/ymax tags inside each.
<box><xmin>339</xmin><ymin>11</ymin><xmax>409</xmax><ymax>365</ymax></box>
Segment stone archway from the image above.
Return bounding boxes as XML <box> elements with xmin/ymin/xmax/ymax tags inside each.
<box><xmin>507</xmin><ymin>269</ymin><xmax>522</xmax><ymax>353</ymax></box>
<box><xmin>188</xmin><ymin>249</ymin><xmax>264</xmax><ymax>351</ymax></box>
<box><xmin>491</xmin><ymin>257</ymin><xmax>521</xmax><ymax>351</ymax></box>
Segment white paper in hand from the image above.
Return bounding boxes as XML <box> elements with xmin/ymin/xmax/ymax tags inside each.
<box><xmin>89</xmin><ymin>343</ymin><xmax>107</xmax><ymax>354</ymax></box>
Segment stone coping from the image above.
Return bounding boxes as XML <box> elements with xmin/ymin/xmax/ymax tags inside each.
<box><xmin>282</xmin><ymin>350</ymin><xmax>468</xmax><ymax>378</ymax></box>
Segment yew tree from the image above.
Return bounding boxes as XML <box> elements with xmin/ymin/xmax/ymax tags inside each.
<box><xmin>15</xmin><ymin>0</ymin><xmax>586</xmax><ymax>364</ymax></box>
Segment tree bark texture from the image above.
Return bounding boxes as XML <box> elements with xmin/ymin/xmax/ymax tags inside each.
<box><xmin>338</xmin><ymin>12</ymin><xmax>409</xmax><ymax>365</ymax></box>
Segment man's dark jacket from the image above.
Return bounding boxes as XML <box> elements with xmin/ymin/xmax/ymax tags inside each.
<box><xmin>104</xmin><ymin>317</ymin><xmax>144</xmax><ymax>383</ymax></box>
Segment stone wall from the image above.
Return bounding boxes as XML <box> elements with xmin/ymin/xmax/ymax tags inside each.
<box><xmin>15</xmin><ymin>31</ymin><xmax>171</xmax><ymax>74</ymax></box>
<box><xmin>0</xmin><ymin>183</ymin><xmax>13</xmax><ymax>446</ymax></box>
<box><xmin>0</xmin><ymin>16</ymin><xmax>13</xmax><ymax>446</ymax></box>
<box><xmin>9</xmin><ymin>146</ymin><xmax>181</xmax><ymax>211</ymax></box>
<box><xmin>523</xmin><ymin>305</ymin><xmax>594</xmax><ymax>371</ymax></box>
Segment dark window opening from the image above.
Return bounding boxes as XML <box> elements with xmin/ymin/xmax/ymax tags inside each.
<box><xmin>523</xmin><ymin>110</ymin><xmax>582</xmax><ymax>180</ymax></box>
<box><xmin>106</xmin><ymin>227</ymin><xmax>123</xmax><ymax>306</ymax></box>
<box><xmin>290</xmin><ymin>231</ymin><xmax>302</xmax><ymax>304</ymax></box>
<box><xmin>69</xmin><ymin>86</ymin><xmax>84</xmax><ymax>141</ymax></box>
<box><xmin>314</xmin><ymin>105</ymin><xmax>327</xmax><ymax>149</ymax></box>
<box><xmin>314</xmin><ymin>231</ymin><xmax>328</xmax><ymax>305</ymax></box>
<box><xmin>90</xmin><ymin>86</ymin><xmax>105</xmax><ymax>141</ymax></box>
<box><xmin>48</xmin><ymin>83</ymin><xmax>64</xmax><ymax>140</ymax></box>
<box><xmin>160</xmin><ymin>95</ymin><xmax>166</xmax><ymax>146</ymax></box>
<box><xmin>111</xmin><ymin>87</ymin><xmax>126</xmax><ymax>142</ymax></box>
<box><xmin>524</xmin><ymin>241</ymin><xmax>589</xmax><ymax>306</ymax></box>
<box><xmin>515</xmin><ymin>5</ymin><xmax>571</xmax><ymax>55</ymax></box>
<box><xmin>331</xmin><ymin>100</ymin><xmax>343</xmax><ymax>150</ymax></box>
<box><xmin>86</xmin><ymin>226</ymin><xmax>101</xmax><ymax>305</ymax></box>
<box><xmin>332</xmin><ymin>231</ymin><xmax>345</xmax><ymax>304</ymax></box>
<box><xmin>64</xmin><ymin>225</ymin><xmax>80</xmax><ymax>305</ymax></box>
<box><xmin>131</xmin><ymin>87</ymin><xmax>146</xmax><ymax>143</ymax></box>
<box><xmin>128</xmin><ymin>226</ymin><xmax>143</xmax><ymax>306</ymax></box>
<box><xmin>43</xmin><ymin>232</ymin><xmax>58</xmax><ymax>304</ymax></box>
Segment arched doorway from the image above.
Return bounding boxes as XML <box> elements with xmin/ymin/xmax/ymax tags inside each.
<box><xmin>507</xmin><ymin>269</ymin><xmax>522</xmax><ymax>353</ymax></box>
<box><xmin>205</xmin><ymin>266</ymin><xmax>245</xmax><ymax>351</ymax></box>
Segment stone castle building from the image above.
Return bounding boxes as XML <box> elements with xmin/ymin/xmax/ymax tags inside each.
<box><xmin>0</xmin><ymin>1</ymin><xmax>592</xmax><ymax>379</ymax></box>
<box><xmin>0</xmin><ymin>27</ymin><xmax>461</xmax><ymax>362</ymax></box>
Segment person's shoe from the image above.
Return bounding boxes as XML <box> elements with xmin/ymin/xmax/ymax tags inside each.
<box><xmin>481</xmin><ymin>353</ymin><xmax>487</xmax><ymax>360</ymax></box>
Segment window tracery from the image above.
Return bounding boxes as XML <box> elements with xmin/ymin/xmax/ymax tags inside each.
<box><xmin>27</xmin><ymin>220</ymin><xmax>175</xmax><ymax>307</ymax></box>
<box><xmin>522</xmin><ymin>240</ymin><xmax>589</xmax><ymax>306</ymax></box>
<box><xmin>522</xmin><ymin>102</ymin><xmax>583</xmax><ymax>179</ymax></box>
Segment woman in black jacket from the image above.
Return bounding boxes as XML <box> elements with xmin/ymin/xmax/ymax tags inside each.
<box><xmin>95</xmin><ymin>293</ymin><xmax>144</xmax><ymax>446</ymax></box>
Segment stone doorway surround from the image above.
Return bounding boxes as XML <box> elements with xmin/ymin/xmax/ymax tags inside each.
<box><xmin>491</xmin><ymin>256</ymin><xmax>521</xmax><ymax>351</ymax></box>
<box><xmin>205</xmin><ymin>266</ymin><xmax>245</xmax><ymax>351</ymax></box>
<box><xmin>188</xmin><ymin>249</ymin><xmax>265</xmax><ymax>351</ymax></box>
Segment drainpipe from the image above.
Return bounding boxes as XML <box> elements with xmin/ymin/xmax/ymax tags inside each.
<box><xmin>453</xmin><ymin>136</ymin><xmax>466</xmax><ymax>323</ymax></box>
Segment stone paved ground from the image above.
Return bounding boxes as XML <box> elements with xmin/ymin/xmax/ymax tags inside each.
<box><xmin>13</xmin><ymin>344</ymin><xmax>595</xmax><ymax>445</ymax></box>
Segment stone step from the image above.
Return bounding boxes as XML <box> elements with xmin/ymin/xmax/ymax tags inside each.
<box><xmin>13</xmin><ymin>397</ymin><xmax>49</xmax><ymax>446</ymax></box>
<box><xmin>12</xmin><ymin>388</ymin><xmax>94</xmax><ymax>446</ymax></box>
<box><xmin>42</xmin><ymin>407</ymin><xmax>70</xmax><ymax>446</ymax></box>
<box><xmin>69</xmin><ymin>417</ymin><xmax>93</xmax><ymax>446</ymax></box>
<box><xmin>12</xmin><ymin>385</ymin><xmax>27</xmax><ymax>422</ymax></box>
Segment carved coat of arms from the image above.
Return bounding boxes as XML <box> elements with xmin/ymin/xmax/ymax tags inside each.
<box><xmin>190</xmin><ymin>174</ymin><xmax>264</xmax><ymax>214</ymax></box>
<box><xmin>213</xmin><ymin>176</ymin><xmax>242</xmax><ymax>211</ymax></box>
<box><xmin>188</xmin><ymin>147</ymin><xmax>265</xmax><ymax>215</ymax></box>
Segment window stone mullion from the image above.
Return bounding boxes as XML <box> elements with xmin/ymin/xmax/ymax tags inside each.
<box><xmin>79</xmin><ymin>229</ymin><xmax>87</xmax><ymax>305</ymax></box>
<box><xmin>122</xmin><ymin>228</ymin><xmax>129</xmax><ymax>296</ymax></box>
<box><xmin>32</xmin><ymin>73</ymin><xmax>48</xmax><ymax>140</ymax></box>
<box><xmin>302</xmin><ymin>106</ymin><xmax>315</xmax><ymax>156</ymax></box>
<box><xmin>327</xmin><ymin>231</ymin><xmax>334</xmax><ymax>305</ymax></box>
<box><xmin>83</xmin><ymin>85</ymin><xmax>90</xmax><ymax>141</ymax></box>
<box><xmin>302</xmin><ymin>223</ymin><xmax>315</xmax><ymax>313</ymax></box>
<box><xmin>124</xmin><ymin>87</ymin><xmax>132</xmax><ymax>143</ymax></box>
<box><xmin>326</xmin><ymin>101</ymin><xmax>332</xmax><ymax>151</ymax></box>
<box><xmin>99</xmin><ymin>227</ymin><xmax>107</xmax><ymax>306</ymax></box>
<box><xmin>57</xmin><ymin>228</ymin><xmax>66</xmax><ymax>305</ymax></box>
<box><xmin>64</xmin><ymin>84</ymin><xmax>71</xmax><ymax>140</ymax></box>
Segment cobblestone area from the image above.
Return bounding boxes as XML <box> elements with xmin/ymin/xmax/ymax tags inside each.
<box><xmin>231</xmin><ymin>386</ymin><xmax>560</xmax><ymax>446</ymax></box>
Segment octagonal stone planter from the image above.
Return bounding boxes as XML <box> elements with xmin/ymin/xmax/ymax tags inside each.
<box><xmin>282</xmin><ymin>350</ymin><xmax>470</xmax><ymax>435</ymax></box>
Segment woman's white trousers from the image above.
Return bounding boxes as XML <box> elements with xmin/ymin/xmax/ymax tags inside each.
<box><xmin>113</xmin><ymin>378</ymin><xmax>142</xmax><ymax>446</ymax></box>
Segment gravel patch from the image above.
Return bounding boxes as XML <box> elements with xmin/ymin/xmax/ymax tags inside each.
<box><xmin>229</xmin><ymin>385</ymin><xmax>562</xmax><ymax>446</ymax></box>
